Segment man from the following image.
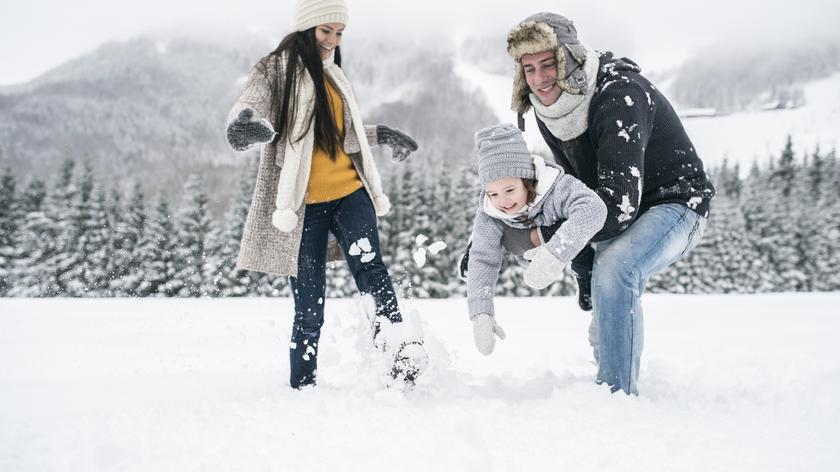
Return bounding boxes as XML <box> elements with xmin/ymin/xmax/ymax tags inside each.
<box><xmin>502</xmin><ymin>12</ymin><xmax>715</xmax><ymax>395</ymax></box>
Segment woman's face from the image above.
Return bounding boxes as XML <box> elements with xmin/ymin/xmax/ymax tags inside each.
<box><xmin>315</xmin><ymin>23</ymin><xmax>345</xmax><ymax>60</ymax></box>
<box><xmin>485</xmin><ymin>177</ymin><xmax>528</xmax><ymax>214</ymax></box>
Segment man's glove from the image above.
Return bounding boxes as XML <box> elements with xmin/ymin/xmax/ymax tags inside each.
<box><xmin>376</xmin><ymin>124</ymin><xmax>418</xmax><ymax>162</ymax></box>
<box><xmin>227</xmin><ymin>108</ymin><xmax>276</xmax><ymax>152</ymax></box>
<box><xmin>575</xmin><ymin>271</ymin><xmax>593</xmax><ymax>311</ymax></box>
<box><xmin>472</xmin><ymin>313</ymin><xmax>506</xmax><ymax>355</ymax></box>
<box><xmin>523</xmin><ymin>246</ymin><xmax>566</xmax><ymax>290</ymax></box>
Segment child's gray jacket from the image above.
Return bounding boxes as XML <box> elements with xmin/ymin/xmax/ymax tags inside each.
<box><xmin>467</xmin><ymin>156</ymin><xmax>607</xmax><ymax>317</ymax></box>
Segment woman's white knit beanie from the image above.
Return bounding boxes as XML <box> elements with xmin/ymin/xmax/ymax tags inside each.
<box><xmin>294</xmin><ymin>0</ymin><xmax>349</xmax><ymax>32</ymax></box>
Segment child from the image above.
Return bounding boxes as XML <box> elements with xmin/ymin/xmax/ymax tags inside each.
<box><xmin>466</xmin><ymin>123</ymin><xmax>607</xmax><ymax>355</ymax></box>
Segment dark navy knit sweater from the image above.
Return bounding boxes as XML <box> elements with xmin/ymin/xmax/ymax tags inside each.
<box><xmin>536</xmin><ymin>52</ymin><xmax>715</xmax><ymax>242</ymax></box>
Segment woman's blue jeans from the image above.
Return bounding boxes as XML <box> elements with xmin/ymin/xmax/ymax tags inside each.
<box><xmin>288</xmin><ymin>188</ymin><xmax>401</xmax><ymax>389</ymax></box>
<box><xmin>591</xmin><ymin>203</ymin><xmax>706</xmax><ymax>395</ymax></box>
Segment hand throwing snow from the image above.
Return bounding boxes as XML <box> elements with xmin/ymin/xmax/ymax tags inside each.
<box><xmin>376</xmin><ymin>124</ymin><xmax>419</xmax><ymax>162</ymax></box>
<box><xmin>227</xmin><ymin>108</ymin><xmax>277</xmax><ymax>152</ymax></box>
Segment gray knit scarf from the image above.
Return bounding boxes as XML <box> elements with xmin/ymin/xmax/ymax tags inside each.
<box><xmin>530</xmin><ymin>46</ymin><xmax>599</xmax><ymax>141</ymax></box>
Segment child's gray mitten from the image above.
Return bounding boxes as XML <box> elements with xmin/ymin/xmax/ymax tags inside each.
<box><xmin>523</xmin><ymin>246</ymin><xmax>566</xmax><ymax>290</ymax></box>
<box><xmin>376</xmin><ymin>124</ymin><xmax>418</xmax><ymax>162</ymax></box>
<box><xmin>472</xmin><ymin>313</ymin><xmax>506</xmax><ymax>355</ymax></box>
<box><xmin>227</xmin><ymin>109</ymin><xmax>276</xmax><ymax>152</ymax></box>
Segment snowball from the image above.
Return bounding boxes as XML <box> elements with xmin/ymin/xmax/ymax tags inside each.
<box><xmin>356</xmin><ymin>238</ymin><xmax>372</xmax><ymax>253</ymax></box>
<box><xmin>617</xmin><ymin>195</ymin><xmax>636</xmax><ymax>223</ymax></box>
<box><xmin>415</xmin><ymin>234</ymin><xmax>428</xmax><ymax>246</ymax></box>
<box><xmin>348</xmin><ymin>242</ymin><xmax>361</xmax><ymax>256</ymax></box>
<box><xmin>428</xmin><ymin>241</ymin><xmax>447</xmax><ymax>255</ymax></box>
<box><xmin>360</xmin><ymin>252</ymin><xmax>376</xmax><ymax>263</ymax></box>
<box><xmin>413</xmin><ymin>248</ymin><xmax>427</xmax><ymax>268</ymax></box>
<box><xmin>688</xmin><ymin>197</ymin><xmax>702</xmax><ymax>209</ymax></box>
<box><xmin>618</xmin><ymin>130</ymin><xmax>631</xmax><ymax>142</ymax></box>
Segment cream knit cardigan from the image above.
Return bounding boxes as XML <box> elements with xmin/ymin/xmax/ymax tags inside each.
<box><xmin>227</xmin><ymin>51</ymin><xmax>390</xmax><ymax>276</ymax></box>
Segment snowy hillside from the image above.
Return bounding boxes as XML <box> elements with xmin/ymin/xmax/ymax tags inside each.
<box><xmin>678</xmin><ymin>73</ymin><xmax>840</xmax><ymax>170</ymax></box>
<box><xmin>455</xmin><ymin>55</ymin><xmax>840</xmax><ymax>171</ymax></box>
<box><xmin>2</xmin><ymin>295</ymin><xmax>838</xmax><ymax>471</ymax></box>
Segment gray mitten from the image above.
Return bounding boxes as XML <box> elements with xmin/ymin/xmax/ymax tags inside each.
<box><xmin>376</xmin><ymin>124</ymin><xmax>418</xmax><ymax>162</ymax></box>
<box><xmin>472</xmin><ymin>313</ymin><xmax>506</xmax><ymax>355</ymax></box>
<box><xmin>227</xmin><ymin>109</ymin><xmax>277</xmax><ymax>152</ymax></box>
<box><xmin>523</xmin><ymin>246</ymin><xmax>566</xmax><ymax>290</ymax></box>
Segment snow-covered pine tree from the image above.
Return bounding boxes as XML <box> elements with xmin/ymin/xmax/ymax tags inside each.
<box><xmin>803</xmin><ymin>147</ymin><xmax>840</xmax><ymax>291</ymax></box>
<box><xmin>0</xmin><ymin>168</ymin><xmax>20</xmax><ymax>296</ymax></box>
<box><xmin>110</xmin><ymin>182</ymin><xmax>147</xmax><ymax>297</ymax></box>
<box><xmin>8</xmin><ymin>180</ymin><xmax>48</xmax><ymax>296</ymax></box>
<box><xmin>385</xmin><ymin>163</ymin><xmax>416</xmax><ymax>298</ymax></box>
<box><xmin>200</xmin><ymin>220</ymin><xmax>224</xmax><ymax>297</ymax></box>
<box><xmin>53</xmin><ymin>163</ymin><xmax>112</xmax><ymax>297</ymax></box>
<box><xmin>766</xmin><ymin>137</ymin><xmax>808</xmax><ymax>290</ymax></box>
<box><xmin>447</xmin><ymin>164</ymin><xmax>481</xmax><ymax>297</ymax></box>
<box><xmin>212</xmin><ymin>157</ymin><xmax>259</xmax><ymax>297</ymax></box>
<box><xmin>379</xmin><ymin>163</ymin><xmax>405</xmax><ymax>268</ymax></box>
<box><xmin>82</xmin><ymin>187</ymin><xmax>114</xmax><ymax>296</ymax></box>
<box><xmin>403</xmin><ymin>171</ymin><xmax>435</xmax><ymax>298</ymax></box>
<box><xmin>136</xmin><ymin>198</ymin><xmax>178</xmax><ymax>297</ymax></box>
<box><xmin>33</xmin><ymin>159</ymin><xmax>79</xmax><ymax>296</ymax></box>
<box><xmin>424</xmin><ymin>161</ymin><xmax>458</xmax><ymax>298</ymax></box>
<box><xmin>172</xmin><ymin>175</ymin><xmax>212</xmax><ymax>297</ymax></box>
<box><xmin>740</xmin><ymin>159</ymin><xmax>781</xmax><ymax>292</ymax></box>
<box><xmin>103</xmin><ymin>186</ymin><xmax>126</xmax><ymax>295</ymax></box>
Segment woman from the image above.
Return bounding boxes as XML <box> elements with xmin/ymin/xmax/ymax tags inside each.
<box><xmin>225</xmin><ymin>0</ymin><xmax>425</xmax><ymax>389</ymax></box>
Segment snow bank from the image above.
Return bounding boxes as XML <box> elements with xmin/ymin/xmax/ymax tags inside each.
<box><xmin>1</xmin><ymin>294</ymin><xmax>839</xmax><ymax>471</ymax></box>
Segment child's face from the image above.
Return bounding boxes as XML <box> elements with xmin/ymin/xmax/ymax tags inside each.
<box><xmin>485</xmin><ymin>177</ymin><xmax>528</xmax><ymax>214</ymax></box>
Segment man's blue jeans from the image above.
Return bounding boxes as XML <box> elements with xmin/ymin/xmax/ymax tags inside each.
<box><xmin>288</xmin><ymin>188</ymin><xmax>401</xmax><ymax>389</ymax></box>
<box><xmin>591</xmin><ymin>203</ymin><xmax>706</xmax><ymax>395</ymax></box>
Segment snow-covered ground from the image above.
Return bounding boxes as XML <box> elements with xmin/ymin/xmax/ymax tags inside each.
<box><xmin>2</xmin><ymin>294</ymin><xmax>839</xmax><ymax>471</ymax></box>
<box><xmin>455</xmin><ymin>55</ymin><xmax>840</xmax><ymax>171</ymax></box>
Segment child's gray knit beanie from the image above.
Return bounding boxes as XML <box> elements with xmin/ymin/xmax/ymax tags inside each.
<box><xmin>475</xmin><ymin>123</ymin><xmax>535</xmax><ymax>187</ymax></box>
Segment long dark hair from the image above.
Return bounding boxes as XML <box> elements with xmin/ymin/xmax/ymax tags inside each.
<box><xmin>257</xmin><ymin>27</ymin><xmax>343</xmax><ymax>159</ymax></box>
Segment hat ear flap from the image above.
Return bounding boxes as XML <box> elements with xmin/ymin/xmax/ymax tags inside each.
<box><xmin>511</xmin><ymin>62</ymin><xmax>532</xmax><ymax>114</ymax></box>
<box><xmin>557</xmin><ymin>45</ymin><xmax>588</xmax><ymax>95</ymax></box>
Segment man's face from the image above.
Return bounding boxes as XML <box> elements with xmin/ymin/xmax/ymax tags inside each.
<box><xmin>521</xmin><ymin>50</ymin><xmax>561</xmax><ymax>106</ymax></box>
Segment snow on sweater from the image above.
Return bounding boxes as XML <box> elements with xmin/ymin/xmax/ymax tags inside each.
<box><xmin>536</xmin><ymin>52</ymin><xmax>715</xmax><ymax>242</ymax></box>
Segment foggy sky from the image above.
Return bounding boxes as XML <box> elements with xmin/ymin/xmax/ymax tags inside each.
<box><xmin>1</xmin><ymin>0</ymin><xmax>838</xmax><ymax>85</ymax></box>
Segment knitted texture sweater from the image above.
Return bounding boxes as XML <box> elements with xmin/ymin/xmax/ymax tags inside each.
<box><xmin>536</xmin><ymin>52</ymin><xmax>715</xmax><ymax>242</ymax></box>
<box><xmin>227</xmin><ymin>52</ymin><xmax>383</xmax><ymax>276</ymax></box>
<box><xmin>466</xmin><ymin>157</ymin><xmax>606</xmax><ymax>317</ymax></box>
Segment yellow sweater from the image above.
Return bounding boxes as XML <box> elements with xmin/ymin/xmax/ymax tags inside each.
<box><xmin>305</xmin><ymin>79</ymin><xmax>363</xmax><ymax>204</ymax></box>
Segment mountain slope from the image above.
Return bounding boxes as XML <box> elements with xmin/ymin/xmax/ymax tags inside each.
<box><xmin>0</xmin><ymin>35</ymin><xmax>496</xmax><ymax>208</ymax></box>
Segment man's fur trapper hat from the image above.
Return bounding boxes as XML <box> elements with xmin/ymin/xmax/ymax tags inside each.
<box><xmin>507</xmin><ymin>13</ymin><xmax>590</xmax><ymax>119</ymax></box>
